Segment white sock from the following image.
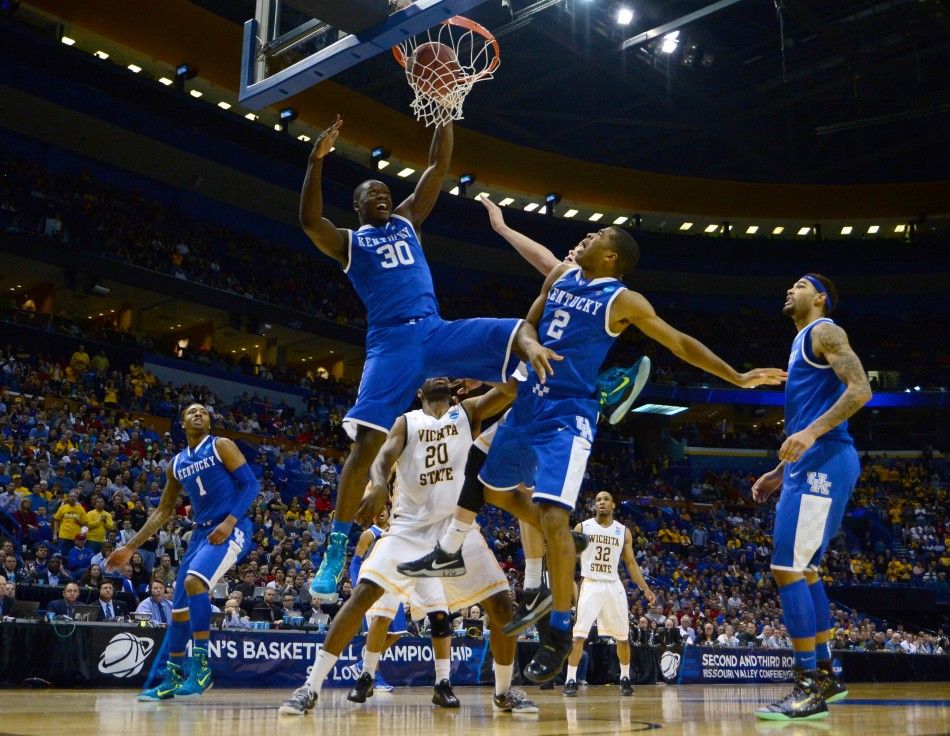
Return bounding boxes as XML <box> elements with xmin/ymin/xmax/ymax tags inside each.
<box><xmin>307</xmin><ymin>650</ymin><xmax>338</xmax><ymax>695</ymax></box>
<box><xmin>620</xmin><ymin>663</ymin><xmax>630</xmax><ymax>679</ymax></box>
<box><xmin>523</xmin><ymin>558</ymin><xmax>543</xmax><ymax>590</ymax></box>
<box><xmin>435</xmin><ymin>658</ymin><xmax>451</xmax><ymax>683</ymax></box>
<box><xmin>566</xmin><ymin>665</ymin><xmax>578</xmax><ymax>683</ymax></box>
<box><xmin>362</xmin><ymin>650</ymin><xmax>381</xmax><ymax>677</ymax></box>
<box><xmin>439</xmin><ymin>519</ymin><xmax>472</xmax><ymax>554</ymax></box>
<box><xmin>494</xmin><ymin>662</ymin><xmax>513</xmax><ymax>696</ymax></box>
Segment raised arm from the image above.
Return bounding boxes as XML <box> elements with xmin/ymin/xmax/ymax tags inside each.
<box><xmin>622</xmin><ymin>527</ymin><xmax>655</xmax><ymax>604</ymax></box>
<box><xmin>299</xmin><ymin>115</ymin><xmax>348</xmax><ymax>264</ymax></box>
<box><xmin>395</xmin><ymin>122</ymin><xmax>453</xmax><ymax>228</ymax></box>
<box><xmin>105</xmin><ymin>465</ymin><xmax>182</xmax><ymax>570</ymax></box>
<box><xmin>611</xmin><ymin>290</ymin><xmax>787</xmax><ymax>389</ymax></box>
<box><xmin>479</xmin><ymin>196</ymin><xmax>561</xmax><ymax>275</ymax></box>
<box><xmin>460</xmin><ymin>384</ymin><xmax>516</xmax><ymax>434</ymax></box>
<box><xmin>779</xmin><ymin>322</ymin><xmax>872</xmax><ymax>462</ymax></box>
<box><xmin>357</xmin><ymin>415</ymin><xmax>408</xmax><ymax>525</ymax></box>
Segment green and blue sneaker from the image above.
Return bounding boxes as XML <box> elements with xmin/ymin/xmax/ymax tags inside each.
<box><xmin>309</xmin><ymin>531</ymin><xmax>348</xmax><ymax>603</ymax></box>
<box><xmin>597</xmin><ymin>356</ymin><xmax>651</xmax><ymax>425</ymax></box>
<box><xmin>175</xmin><ymin>647</ymin><xmax>213</xmax><ymax>697</ymax></box>
<box><xmin>137</xmin><ymin>660</ymin><xmax>186</xmax><ymax>701</ymax></box>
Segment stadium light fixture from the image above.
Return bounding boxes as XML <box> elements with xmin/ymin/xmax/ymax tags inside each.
<box><xmin>545</xmin><ymin>192</ymin><xmax>560</xmax><ymax>217</ymax></box>
<box><xmin>127</xmin><ymin>64</ymin><xmax>142</xmax><ymax>73</ymax></box>
<box><xmin>217</xmin><ymin>101</ymin><xmax>231</xmax><ymax>110</ymax></box>
<box><xmin>60</xmin><ymin>36</ymin><xmax>76</xmax><ymax>46</ymax></box>
<box><xmin>894</xmin><ymin>224</ymin><xmax>906</xmax><ymax>233</ymax></box>
<box><xmin>397</xmin><ymin>167</ymin><xmax>415</xmax><ymax>178</ymax></box>
<box><xmin>371</xmin><ymin>147</ymin><xmax>390</xmax><ymax>171</ymax></box>
<box><xmin>539</xmin><ymin>205</ymin><xmax>548</xmax><ymax>215</ymax></box>
<box><xmin>797</xmin><ymin>226</ymin><xmax>811</xmax><ymax>236</ymax></box>
<box><xmin>244</xmin><ymin>112</ymin><xmax>258</xmax><ymax>121</ymax></box>
<box><xmin>867</xmin><ymin>225</ymin><xmax>880</xmax><ymax>234</ymax></box>
<box><xmin>499</xmin><ymin>197</ymin><xmax>515</xmax><ymax>207</ymax></box>
<box><xmin>679</xmin><ymin>222</ymin><xmax>693</xmax><ymax>231</ymax></box>
<box><xmin>158</xmin><ymin>77</ymin><xmax>173</xmax><ymax>86</ymax></box>
<box><xmin>661</xmin><ymin>31</ymin><xmax>680</xmax><ymax>54</ymax></box>
<box><xmin>189</xmin><ymin>89</ymin><xmax>203</xmax><ymax>98</ymax></box>
<box><xmin>746</xmin><ymin>225</ymin><xmax>759</xmax><ymax>235</ymax></box>
<box><xmin>476</xmin><ymin>192</ymin><xmax>491</xmax><ymax>200</ymax></box>
<box><xmin>564</xmin><ymin>209</ymin><xmax>579</xmax><ymax>218</ymax></box>
<box><xmin>616</xmin><ymin>7</ymin><xmax>634</xmax><ymax>25</ymax></box>
<box><xmin>94</xmin><ymin>50</ymin><xmax>109</xmax><ymax>60</ymax></box>
<box><xmin>704</xmin><ymin>224</ymin><xmax>718</xmax><ymax>233</ymax></box>
<box><xmin>772</xmin><ymin>226</ymin><xmax>784</xmax><ymax>235</ymax></box>
<box><xmin>633</xmin><ymin>403</ymin><xmax>688</xmax><ymax>416</ymax></box>
<box><xmin>589</xmin><ymin>213</ymin><xmax>603</xmax><ymax>222</ymax></box>
<box><xmin>278</xmin><ymin>107</ymin><xmax>297</xmax><ymax>133</ymax></box>
<box><xmin>458</xmin><ymin>173</ymin><xmax>475</xmax><ymax>196</ymax></box>
<box><xmin>175</xmin><ymin>62</ymin><xmax>197</xmax><ymax>93</ymax></box>
<box><xmin>840</xmin><ymin>226</ymin><xmax>853</xmax><ymax>235</ymax></box>
<box><xmin>523</xmin><ymin>203</ymin><xmax>540</xmax><ymax>212</ymax></box>
<box><xmin>613</xmin><ymin>216</ymin><xmax>628</xmax><ymax>225</ymax></box>
<box><xmin>297</xmin><ymin>134</ymin><xmax>311</xmax><ymax>142</ymax></box>
<box><xmin>449</xmin><ymin>186</ymin><xmax>460</xmax><ymax>196</ymax></box>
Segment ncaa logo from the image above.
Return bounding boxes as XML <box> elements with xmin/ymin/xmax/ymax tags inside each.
<box><xmin>660</xmin><ymin>650</ymin><xmax>681</xmax><ymax>680</ymax></box>
<box><xmin>98</xmin><ymin>632</ymin><xmax>155</xmax><ymax>678</ymax></box>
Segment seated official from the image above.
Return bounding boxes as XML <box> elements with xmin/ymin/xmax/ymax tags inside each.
<box><xmin>134</xmin><ymin>580</ymin><xmax>172</xmax><ymax>625</ymax></box>
<box><xmin>47</xmin><ymin>581</ymin><xmax>82</xmax><ymax>618</ymax></box>
<box><xmin>96</xmin><ymin>580</ymin><xmax>129</xmax><ymax>621</ymax></box>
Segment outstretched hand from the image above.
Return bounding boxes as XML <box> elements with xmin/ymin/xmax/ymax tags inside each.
<box><xmin>479</xmin><ymin>195</ymin><xmax>507</xmax><ymax>232</ymax></box>
<box><xmin>528</xmin><ymin>345</ymin><xmax>564</xmax><ymax>384</ymax></box>
<box><xmin>311</xmin><ymin>115</ymin><xmax>342</xmax><ymax>159</ymax></box>
<box><xmin>105</xmin><ymin>545</ymin><xmax>133</xmax><ymax>573</ymax></box>
<box><xmin>735</xmin><ymin>368</ymin><xmax>787</xmax><ymax>388</ymax></box>
<box><xmin>751</xmin><ymin>470</ymin><xmax>783</xmax><ymax>503</ymax></box>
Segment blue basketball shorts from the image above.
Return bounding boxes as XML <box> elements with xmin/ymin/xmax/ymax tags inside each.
<box><xmin>478</xmin><ymin>387</ymin><xmax>599</xmax><ymax>511</ymax></box>
<box><xmin>172</xmin><ymin>517</ymin><xmax>252</xmax><ymax>610</ymax></box>
<box><xmin>343</xmin><ymin>316</ymin><xmax>523</xmax><ymax>439</ymax></box>
<box><xmin>771</xmin><ymin>440</ymin><xmax>859</xmax><ymax>573</ymax></box>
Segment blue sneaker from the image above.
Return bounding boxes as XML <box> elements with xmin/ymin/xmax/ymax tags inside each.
<box><xmin>374</xmin><ymin>670</ymin><xmax>394</xmax><ymax>692</ymax></box>
<box><xmin>137</xmin><ymin>661</ymin><xmax>186</xmax><ymax>701</ymax></box>
<box><xmin>310</xmin><ymin>531</ymin><xmax>348</xmax><ymax>603</ymax></box>
<box><xmin>597</xmin><ymin>356</ymin><xmax>651</xmax><ymax>425</ymax></box>
<box><xmin>175</xmin><ymin>647</ymin><xmax>212</xmax><ymax>697</ymax></box>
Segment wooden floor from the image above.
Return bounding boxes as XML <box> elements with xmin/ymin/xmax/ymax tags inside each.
<box><xmin>1</xmin><ymin>682</ymin><xmax>947</xmax><ymax>736</ymax></box>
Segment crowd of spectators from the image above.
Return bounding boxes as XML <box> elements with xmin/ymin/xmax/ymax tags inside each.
<box><xmin>2</xmin><ymin>150</ymin><xmax>946</xmax><ymax>393</ymax></box>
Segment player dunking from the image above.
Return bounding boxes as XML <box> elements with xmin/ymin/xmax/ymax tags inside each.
<box><xmin>401</xmin><ymin>226</ymin><xmax>786</xmax><ymax>681</ymax></box>
<box><xmin>299</xmin><ymin>116</ymin><xmax>557</xmax><ymax>602</ymax></box>
<box><xmin>278</xmin><ymin>378</ymin><xmax>537</xmax><ymax>716</ymax></box>
<box><xmin>564</xmin><ymin>491</ymin><xmax>655</xmax><ymax>698</ymax></box>
<box><xmin>753</xmin><ymin>274</ymin><xmax>871</xmax><ymax>721</ymax></box>
<box><xmin>107</xmin><ymin>403</ymin><xmax>258</xmax><ymax>700</ymax></box>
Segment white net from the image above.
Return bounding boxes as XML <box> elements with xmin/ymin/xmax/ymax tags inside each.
<box><xmin>394</xmin><ymin>17</ymin><xmax>500</xmax><ymax>127</ymax></box>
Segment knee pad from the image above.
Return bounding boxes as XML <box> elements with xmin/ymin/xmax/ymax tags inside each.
<box><xmin>428</xmin><ymin>610</ymin><xmax>452</xmax><ymax>638</ymax></box>
<box><xmin>457</xmin><ymin>446</ymin><xmax>486</xmax><ymax>513</ymax></box>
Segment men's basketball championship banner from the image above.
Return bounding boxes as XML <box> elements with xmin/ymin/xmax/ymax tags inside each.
<box><xmin>675</xmin><ymin>645</ymin><xmax>797</xmax><ymax>684</ymax></box>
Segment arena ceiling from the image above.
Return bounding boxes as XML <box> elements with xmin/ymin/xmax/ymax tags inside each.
<box><xmin>190</xmin><ymin>0</ymin><xmax>950</xmax><ymax>185</ymax></box>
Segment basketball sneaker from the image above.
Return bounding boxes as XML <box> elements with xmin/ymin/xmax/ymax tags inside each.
<box><xmin>310</xmin><ymin>531</ymin><xmax>348</xmax><ymax>602</ymax></box>
<box><xmin>174</xmin><ymin>646</ymin><xmax>212</xmax><ymax>697</ymax></box>
<box><xmin>432</xmin><ymin>679</ymin><xmax>460</xmax><ymax>708</ymax></box>
<box><xmin>137</xmin><ymin>661</ymin><xmax>185</xmax><ymax>701</ymax></box>
<box><xmin>502</xmin><ymin>583</ymin><xmax>553</xmax><ymax>636</ymax></box>
<box><xmin>493</xmin><ymin>689</ymin><xmax>539</xmax><ymax>714</ymax></box>
<box><xmin>374</xmin><ymin>670</ymin><xmax>394</xmax><ymax>692</ymax></box>
<box><xmin>278</xmin><ymin>685</ymin><xmax>317</xmax><ymax>716</ymax></box>
<box><xmin>525</xmin><ymin>627</ymin><xmax>573</xmax><ymax>683</ymax></box>
<box><xmin>562</xmin><ymin>679</ymin><xmax>578</xmax><ymax>697</ymax></box>
<box><xmin>619</xmin><ymin>676</ymin><xmax>634</xmax><ymax>696</ymax></box>
<box><xmin>396</xmin><ymin>542</ymin><xmax>465</xmax><ymax>578</ymax></box>
<box><xmin>817</xmin><ymin>666</ymin><xmax>848</xmax><ymax>703</ymax></box>
<box><xmin>598</xmin><ymin>357</ymin><xmax>651</xmax><ymax>425</ymax></box>
<box><xmin>756</xmin><ymin>668</ymin><xmax>828</xmax><ymax>721</ymax></box>
<box><xmin>539</xmin><ymin>679</ymin><xmax>555</xmax><ymax>691</ymax></box>
<box><xmin>347</xmin><ymin>672</ymin><xmax>374</xmax><ymax>703</ymax></box>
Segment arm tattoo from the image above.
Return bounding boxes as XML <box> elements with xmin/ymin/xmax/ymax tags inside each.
<box><xmin>805</xmin><ymin>324</ymin><xmax>872</xmax><ymax>438</ymax></box>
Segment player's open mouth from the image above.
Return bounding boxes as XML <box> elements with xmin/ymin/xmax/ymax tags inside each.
<box><xmin>375</xmin><ymin>202</ymin><xmax>390</xmax><ymax>212</ymax></box>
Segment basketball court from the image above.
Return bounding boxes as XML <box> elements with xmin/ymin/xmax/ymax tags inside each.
<box><xmin>1</xmin><ymin>683</ymin><xmax>947</xmax><ymax>735</ymax></box>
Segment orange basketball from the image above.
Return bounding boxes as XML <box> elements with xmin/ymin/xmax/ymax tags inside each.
<box><xmin>408</xmin><ymin>41</ymin><xmax>462</xmax><ymax>100</ymax></box>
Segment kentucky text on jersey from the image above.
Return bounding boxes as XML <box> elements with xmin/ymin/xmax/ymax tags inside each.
<box><xmin>175</xmin><ymin>455</ymin><xmax>218</xmax><ymax>482</ymax></box>
<box><xmin>547</xmin><ymin>286</ymin><xmax>605</xmax><ymax>316</ymax></box>
<box><xmin>172</xmin><ymin>435</ymin><xmax>238</xmax><ymax>525</ymax></box>
<box><xmin>354</xmin><ymin>225</ymin><xmax>414</xmax><ymax>248</ymax></box>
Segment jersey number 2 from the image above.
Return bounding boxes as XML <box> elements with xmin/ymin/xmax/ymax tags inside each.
<box><xmin>196</xmin><ymin>476</ymin><xmax>207</xmax><ymax>496</ymax></box>
<box><xmin>546</xmin><ymin>309</ymin><xmax>570</xmax><ymax>340</ymax></box>
<box><xmin>377</xmin><ymin>240</ymin><xmax>415</xmax><ymax>269</ymax></box>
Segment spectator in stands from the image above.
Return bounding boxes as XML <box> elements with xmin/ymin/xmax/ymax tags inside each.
<box><xmin>234</xmin><ymin>568</ymin><xmax>258</xmax><ymax>600</ymax></box>
<box><xmin>13</xmin><ymin>498</ymin><xmax>38</xmax><ymax>539</ymax></box>
<box><xmin>79</xmin><ymin>563</ymin><xmax>105</xmax><ymax>589</ymax></box>
<box><xmin>884</xmin><ymin>633</ymin><xmax>903</xmax><ymax>652</ymax></box>
<box><xmin>258</xmin><ymin>586</ymin><xmax>282</xmax><ymax>621</ymax></box>
<box><xmin>678</xmin><ymin>615</ymin><xmax>697</xmax><ymax>644</ymax></box>
<box><xmin>40</xmin><ymin>555</ymin><xmax>72</xmax><ymax>586</ymax></box>
<box><xmin>717</xmin><ymin>624</ymin><xmax>740</xmax><ymax>647</ymax></box>
<box><xmin>52</xmin><ymin>490</ymin><xmax>86</xmax><ymax>554</ymax></box>
<box><xmin>90</xmin><ymin>541</ymin><xmax>114</xmax><ymax>569</ymax></box>
<box><xmin>47</xmin><ymin>581</ymin><xmax>81</xmax><ymax>618</ymax></box>
<box><xmin>0</xmin><ymin>575</ymin><xmax>14</xmax><ymax>616</ymax></box>
<box><xmin>222</xmin><ymin>597</ymin><xmax>251</xmax><ymax>629</ymax></box>
<box><xmin>630</xmin><ymin>616</ymin><xmax>653</xmax><ymax>646</ymax></box>
<box><xmin>736</xmin><ymin>621</ymin><xmax>758</xmax><ymax>647</ymax></box>
<box><xmin>66</xmin><ymin>534</ymin><xmax>93</xmax><ymax>574</ymax></box>
<box><xmin>135</xmin><ymin>580</ymin><xmax>172</xmax><ymax>625</ymax></box>
<box><xmin>864</xmin><ymin>631</ymin><xmax>886</xmax><ymax>651</ymax></box>
<box><xmin>96</xmin><ymin>580</ymin><xmax>127</xmax><ymax>621</ymax></box>
<box><xmin>84</xmin><ymin>496</ymin><xmax>114</xmax><ymax>553</ymax></box>
<box><xmin>657</xmin><ymin>618</ymin><xmax>682</xmax><ymax>646</ymax></box>
<box><xmin>697</xmin><ymin>622</ymin><xmax>717</xmax><ymax>647</ymax></box>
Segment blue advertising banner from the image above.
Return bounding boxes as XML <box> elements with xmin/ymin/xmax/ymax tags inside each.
<box><xmin>170</xmin><ymin>632</ymin><xmax>490</xmax><ymax>689</ymax></box>
<box><xmin>676</xmin><ymin>646</ymin><xmax>797</xmax><ymax>684</ymax></box>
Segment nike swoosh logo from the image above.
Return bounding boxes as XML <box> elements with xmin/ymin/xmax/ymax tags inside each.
<box><xmin>608</xmin><ymin>377</ymin><xmax>630</xmax><ymax>396</ymax></box>
<box><xmin>789</xmin><ymin>470</ymin><xmax>801</xmax><ymax>478</ymax></box>
<box><xmin>431</xmin><ymin>559</ymin><xmax>457</xmax><ymax>569</ymax></box>
<box><xmin>197</xmin><ymin>673</ymin><xmax>210</xmax><ymax>687</ymax></box>
<box><xmin>157</xmin><ymin>687</ymin><xmax>175</xmax><ymax>696</ymax></box>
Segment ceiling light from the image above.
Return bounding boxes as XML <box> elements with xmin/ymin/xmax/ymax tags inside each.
<box><xmin>61</xmin><ymin>36</ymin><xmax>76</xmax><ymax>46</ymax></box>
<box><xmin>94</xmin><ymin>50</ymin><xmax>109</xmax><ymax>60</ymax></box>
<box><xmin>449</xmin><ymin>186</ymin><xmax>460</xmax><ymax>196</ymax></box>
<box><xmin>589</xmin><ymin>213</ymin><xmax>603</xmax><ymax>222</ymax></box>
<box><xmin>564</xmin><ymin>209</ymin><xmax>578</xmax><ymax>218</ymax></box>
<box><xmin>217</xmin><ymin>101</ymin><xmax>232</xmax><ymax>110</ymax></box>
<box><xmin>244</xmin><ymin>112</ymin><xmax>258</xmax><ymax>120</ymax></box>
<box><xmin>476</xmin><ymin>192</ymin><xmax>491</xmax><ymax>200</ymax></box>
<box><xmin>797</xmin><ymin>226</ymin><xmax>811</xmax><ymax>236</ymax></box>
<box><xmin>273</xmin><ymin>123</ymin><xmax>282</xmax><ymax>131</ymax></box>
<box><xmin>616</xmin><ymin>7</ymin><xmax>634</xmax><ymax>25</ymax></box>
<box><xmin>867</xmin><ymin>225</ymin><xmax>880</xmax><ymax>234</ymax></box>
<box><xmin>745</xmin><ymin>225</ymin><xmax>759</xmax><ymax>234</ymax></box>
<box><xmin>397</xmin><ymin>167</ymin><xmax>415</xmax><ymax>178</ymax></box>
<box><xmin>377</xmin><ymin>160</ymin><xmax>390</xmax><ymax>169</ymax></box>
<box><xmin>772</xmin><ymin>226</ymin><xmax>784</xmax><ymax>235</ymax></box>
<box><xmin>613</xmin><ymin>216</ymin><xmax>628</xmax><ymax>225</ymax></box>
<box><xmin>632</xmin><ymin>403</ymin><xmax>688</xmax><ymax>416</ymax></box>
<box><xmin>297</xmin><ymin>134</ymin><xmax>311</xmax><ymax>142</ymax></box>
<box><xmin>840</xmin><ymin>226</ymin><xmax>853</xmax><ymax>235</ymax></box>
<box><xmin>679</xmin><ymin>222</ymin><xmax>693</xmax><ymax>231</ymax></box>
<box><xmin>704</xmin><ymin>224</ymin><xmax>718</xmax><ymax>233</ymax></box>
<box><xmin>894</xmin><ymin>224</ymin><xmax>906</xmax><ymax>233</ymax></box>
<box><xmin>189</xmin><ymin>89</ymin><xmax>203</xmax><ymax>98</ymax></box>
<box><xmin>524</xmin><ymin>203</ymin><xmax>540</xmax><ymax>212</ymax></box>
<box><xmin>158</xmin><ymin>77</ymin><xmax>173</xmax><ymax>86</ymax></box>
<box><xmin>499</xmin><ymin>198</ymin><xmax>515</xmax><ymax>207</ymax></box>
<box><xmin>660</xmin><ymin>31</ymin><xmax>680</xmax><ymax>54</ymax></box>
<box><xmin>127</xmin><ymin>64</ymin><xmax>142</xmax><ymax>73</ymax></box>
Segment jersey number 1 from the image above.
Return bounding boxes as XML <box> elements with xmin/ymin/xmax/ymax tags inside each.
<box><xmin>196</xmin><ymin>476</ymin><xmax>207</xmax><ymax>496</ymax></box>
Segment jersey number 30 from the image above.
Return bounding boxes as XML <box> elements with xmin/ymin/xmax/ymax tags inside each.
<box><xmin>377</xmin><ymin>240</ymin><xmax>415</xmax><ymax>269</ymax></box>
<box><xmin>546</xmin><ymin>309</ymin><xmax>570</xmax><ymax>340</ymax></box>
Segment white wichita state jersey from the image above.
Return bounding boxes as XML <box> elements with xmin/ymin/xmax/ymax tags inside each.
<box><xmin>389</xmin><ymin>405</ymin><xmax>472</xmax><ymax>543</ymax></box>
<box><xmin>579</xmin><ymin>517</ymin><xmax>626</xmax><ymax>581</ymax></box>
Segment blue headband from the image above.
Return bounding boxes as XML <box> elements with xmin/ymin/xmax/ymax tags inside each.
<box><xmin>802</xmin><ymin>275</ymin><xmax>833</xmax><ymax>311</ymax></box>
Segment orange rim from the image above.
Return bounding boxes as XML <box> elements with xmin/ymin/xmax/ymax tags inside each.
<box><xmin>392</xmin><ymin>15</ymin><xmax>501</xmax><ymax>84</ymax></box>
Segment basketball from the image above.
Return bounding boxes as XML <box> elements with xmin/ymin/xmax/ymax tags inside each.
<box><xmin>407</xmin><ymin>41</ymin><xmax>462</xmax><ymax>101</ymax></box>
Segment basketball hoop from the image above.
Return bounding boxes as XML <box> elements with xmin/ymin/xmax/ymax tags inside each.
<box><xmin>393</xmin><ymin>16</ymin><xmax>500</xmax><ymax>127</ymax></box>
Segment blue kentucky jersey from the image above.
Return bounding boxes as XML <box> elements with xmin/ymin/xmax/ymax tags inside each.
<box><xmin>172</xmin><ymin>435</ymin><xmax>238</xmax><ymax>524</ymax></box>
<box><xmin>785</xmin><ymin>317</ymin><xmax>851</xmax><ymax>443</ymax></box>
<box><xmin>344</xmin><ymin>214</ymin><xmax>439</xmax><ymax>327</ymax></box>
<box><xmin>532</xmin><ymin>267</ymin><xmax>625</xmax><ymax>397</ymax></box>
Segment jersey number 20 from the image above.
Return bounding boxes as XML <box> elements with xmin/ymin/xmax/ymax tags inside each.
<box><xmin>377</xmin><ymin>240</ymin><xmax>415</xmax><ymax>269</ymax></box>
